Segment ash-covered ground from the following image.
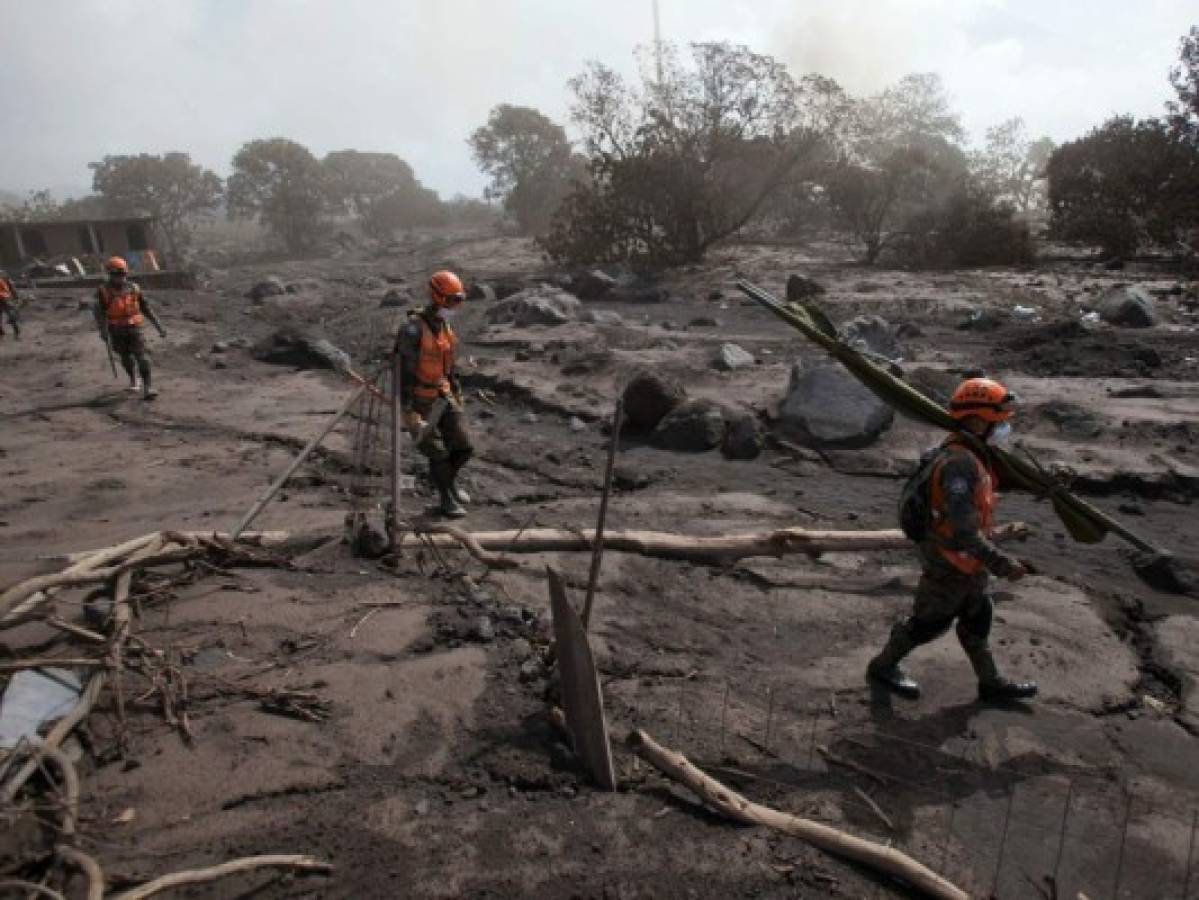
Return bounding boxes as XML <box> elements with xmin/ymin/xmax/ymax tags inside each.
<box><xmin>2</xmin><ymin>231</ymin><xmax>1198</xmax><ymax>898</ymax></box>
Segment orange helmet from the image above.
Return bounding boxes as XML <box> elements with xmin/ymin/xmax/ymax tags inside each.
<box><xmin>106</xmin><ymin>256</ymin><xmax>129</xmax><ymax>274</ymax></box>
<box><xmin>949</xmin><ymin>378</ymin><xmax>1016</xmax><ymax>423</ymax></box>
<box><xmin>428</xmin><ymin>270</ymin><xmax>465</xmax><ymax>307</ymax></box>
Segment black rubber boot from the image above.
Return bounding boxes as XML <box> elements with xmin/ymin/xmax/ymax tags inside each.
<box><xmin>437</xmin><ymin>485</ymin><xmax>466</xmax><ymax>519</ymax></box>
<box><xmin>978</xmin><ymin>679</ymin><xmax>1038</xmax><ymax>702</ymax></box>
<box><xmin>965</xmin><ymin>646</ymin><xmax>1037</xmax><ymax>702</ymax></box>
<box><xmin>867</xmin><ymin>660</ymin><xmax>921</xmax><ymax>699</ymax></box>
<box><xmin>449</xmin><ymin>480</ymin><xmax>471</xmax><ymax>505</ymax></box>
<box><xmin>867</xmin><ymin>623</ymin><xmax>921</xmax><ymax>698</ymax></box>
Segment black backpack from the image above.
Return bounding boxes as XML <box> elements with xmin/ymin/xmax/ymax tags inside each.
<box><xmin>898</xmin><ymin>447</ymin><xmax>945</xmax><ymax>541</ymax></box>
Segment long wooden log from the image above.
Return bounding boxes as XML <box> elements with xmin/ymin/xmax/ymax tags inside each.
<box><xmin>394</xmin><ymin>522</ymin><xmax>1027</xmax><ymax>565</ymax></box>
<box><xmin>109</xmin><ymin>854</ymin><xmax>332</xmax><ymax>900</ymax></box>
<box><xmin>628</xmin><ymin>729</ymin><xmax>968</xmax><ymax>900</ymax></box>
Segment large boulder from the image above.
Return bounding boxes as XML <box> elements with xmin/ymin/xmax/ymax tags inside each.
<box><xmin>254</xmin><ymin>329</ymin><xmax>350</xmax><ymax>372</ymax></box>
<box><xmin>247</xmin><ymin>277</ymin><xmax>286</xmax><ymax>301</ymax></box>
<box><xmin>484</xmin><ymin>285</ymin><xmax>580</xmax><ymax>327</ymax></box>
<box><xmin>622</xmin><ymin>372</ymin><xmax>686</xmax><ymax>432</ymax></box>
<box><xmin>778</xmin><ymin>364</ymin><xmax>894</xmax><ymax>447</ymax></box>
<box><xmin>722</xmin><ymin>412</ymin><xmax>763</xmax><ymax>460</ymax></box>
<box><xmin>786</xmin><ymin>274</ymin><xmax>826</xmax><ymax>302</ymax></box>
<box><xmin>653</xmin><ymin>399</ymin><xmax>726</xmax><ymax>452</ymax></box>
<box><xmin>712</xmin><ymin>343</ymin><xmax>755</xmax><ymax>372</ymax></box>
<box><xmin>1096</xmin><ymin>286</ymin><xmax>1156</xmax><ymax>327</ymax></box>
<box><xmin>841</xmin><ymin>315</ymin><xmax>903</xmax><ymax>360</ymax></box>
<box><xmin>573</xmin><ymin>269</ymin><xmax>619</xmax><ymax>301</ymax></box>
<box><xmin>466</xmin><ymin>282</ymin><xmax>497</xmax><ymax>302</ymax></box>
<box><xmin>1039</xmin><ymin>401</ymin><xmax>1103</xmax><ymax>439</ymax></box>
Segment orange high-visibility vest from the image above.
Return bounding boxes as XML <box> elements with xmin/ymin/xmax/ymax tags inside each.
<box><xmin>928</xmin><ymin>442</ymin><xmax>997</xmax><ymax>575</ymax></box>
<box><xmin>0</xmin><ymin>278</ymin><xmax>13</xmax><ymax>300</ymax></box>
<box><xmin>99</xmin><ymin>284</ymin><xmax>144</xmax><ymax>327</ymax></box>
<box><xmin>412</xmin><ymin>316</ymin><xmax>456</xmax><ymax>401</ymax></box>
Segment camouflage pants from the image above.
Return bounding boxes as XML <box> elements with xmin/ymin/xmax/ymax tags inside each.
<box><xmin>412</xmin><ymin>400</ymin><xmax>473</xmax><ymax>486</ymax></box>
<box><xmin>109</xmin><ymin>325</ymin><xmax>151</xmax><ymax>383</ymax></box>
<box><xmin>874</xmin><ymin>544</ymin><xmax>999</xmax><ymax>682</ymax></box>
<box><xmin>0</xmin><ymin>300</ymin><xmax>17</xmax><ymax>337</ymax></box>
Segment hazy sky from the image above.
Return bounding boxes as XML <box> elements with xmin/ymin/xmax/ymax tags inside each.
<box><xmin>2</xmin><ymin>0</ymin><xmax>1193</xmax><ymax>200</ymax></box>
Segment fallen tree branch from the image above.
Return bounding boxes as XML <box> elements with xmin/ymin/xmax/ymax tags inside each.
<box><xmin>410</xmin><ymin>524</ymin><xmax>520</xmax><ymax>570</ymax></box>
<box><xmin>0</xmin><ymin>658</ymin><xmax>105</xmax><ymax>672</ymax></box>
<box><xmin>394</xmin><ymin>522</ymin><xmax>1028</xmax><ymax>565</ymax></box>
<box><xmin>109</xmin><ymin>854</ymin><xmax>333</xmax><ymax>900</ymax></box>
<box><xmin>0</xmin><ymin>880</ymin><xmax>66</xmax><ymax>900</ymax></box>
<box><xmin>627</xmin><ymin>728</ymin><xmax>968</xmax><ymax>900</ymax></box>
<box><xmin>56</xmin><ymin>845</ymin><xmax>104</xmax><ymax>900</ymax></box>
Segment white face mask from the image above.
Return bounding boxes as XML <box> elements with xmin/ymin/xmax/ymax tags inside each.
<box><xmin>987</xmin><ymin>420</ymin><xmax>1013</xmax><ymax>446</ymax></box>
<box><xmin>436</xmin><ymin>307</ymin><xmax>456</xmax><ymax>320</ymax></box>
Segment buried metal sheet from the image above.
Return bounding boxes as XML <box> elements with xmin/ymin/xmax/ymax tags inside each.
<box><xmin>546</xmin><ymin>566</ymin><xmax>617</xmax><ymax>791</ymax></box>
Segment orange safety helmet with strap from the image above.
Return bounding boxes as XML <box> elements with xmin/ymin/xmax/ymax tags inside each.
<box><xmin>99</xmin><ymin>283</ymin><xmax>144</xmax><ymax>327</ymax></box>
<box><xmin>927</xmin><ymin>378</ymin><xmax>1016</xmax><ymax>574</ymax></box>
<box><xmin>411</xmin><ymin>315</ymin><xmax>457</xmax><ymax>401</ymax></box>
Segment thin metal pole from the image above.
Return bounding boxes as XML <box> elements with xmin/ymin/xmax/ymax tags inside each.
<box><xmin>1052</xmin><ymin>780</ymin><xmax>1075</xmax><ymax>887</ymax></box>
<box><xmin>1112</xmin><ymin>792</ymin><xmax>1133</xmax><ymax>899</ymax></box>
<box><xmin>719</xmin><ymin>681</ymin><xmax>730</xmax><ymax>757</ymax></box>
<box><xmin>390</xmin><ymin>347</ymin><xmax>402</xmax><ymax>546</ymax></box>
<box><xmin>231</xmin><ymin>384</ymin><xmax>367</xmax><ymax>541</ymax></box>
<box><xmin>764</xmin><ymin>685</ymin><xmax>775</xmax><ymax>752</ymax></box>
<box><xmin>581</xmin><ymin>396</ymin><xmax>623</xmax><ymax>631</ymax></box>
<box><xmin>1182</xmin><ymin>808</ymin><xmax>1197</xmax><ymax>900</ymax></box>
<box><xmin>991</xmin><ymin>785</ymin><xmax>1017</xmax><ymax>896</ymax></box>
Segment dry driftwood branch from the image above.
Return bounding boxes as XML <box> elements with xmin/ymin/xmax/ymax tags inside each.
<box><xmin>1</xmin><ymin>531</ymin><xmax>290</xmax><ymax>626</ymax></box>
<box><xmin>108</xmin><ymin>854</ymin><xmax>333</xmax><ymax>900</ymax></box>
<box><xmin>410</xmin><ymin>524</ymin><xmax>520</xmax><ymax>570</ymax></box>
<box><xmin>0</xmin><ymin>880</ymin><xmax>66</xmax><ymax>900</ymax></box>
<box><xmin>25</xmin><ymin>743</ymin><xmax>81</xmax><ymax>838</ymax></box>
<box><xmin>46</xmin><ymin>617</ymin><xmax>107</xmax><ymax>644</ymax></box>
<box><xmin>394</xmin><ymin>522</ymin><xmax>1028</xmax><ymax>565</ymax></box>
<box><xmin>627</xmin><ymin>728</ymin><xmax>968</xmax><ymax>900</ymax></box>
<box><xmin>0</xmin><ymin>658</ymin><xmax>105</xmax><ymax>672</ymax></box>
<box><xmin>852</xmin><ymin>785</ymin><xmax>895</xmax><ymax>832</ymax></box>
<box><xmin>56</xmin><ymin>845</ymin><xmax>104</xmax><ymax>900</ymax></box>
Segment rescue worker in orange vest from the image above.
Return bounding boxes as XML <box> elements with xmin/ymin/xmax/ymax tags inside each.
<box><xmin>0</xmin><ymin>270</ymin><xmax>20</xmax><ymax>340</ymax></box>
<box><xmin>93</xmin><ymin>256</ymin><xmax>166</xmax><ymax>400</ymax></box>
<box><xmin>868</xmin><ymin>378</ymin><xmax>1038</xmax><ymax>703</ymax></box>
<box><xmin>396</xmin><ymin>270</ymin><xmax>474</xmax><ymax>518</ymax></box>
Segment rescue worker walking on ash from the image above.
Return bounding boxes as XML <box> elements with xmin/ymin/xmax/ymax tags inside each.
<box><xmin>0</xmin><ymin>269</ymin><xmax>20</xmax><ymax>340</ymax></box>
<box><xmin>397</xmin><ymin>270</ymin><xmax>474</xmax><ymax>518</ymax></box>
<box><xmin>868</xmin><ymin>377</ymin><xmax>1038</xmax><ymax>703</ymax></box>
<box><xmin>93</xmin><ymin>256</ymin><xmax>166</xmax><ymax>400</ymax></box>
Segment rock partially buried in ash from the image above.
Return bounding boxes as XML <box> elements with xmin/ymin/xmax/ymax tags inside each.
<box><xmin>778</xmin><ymin>363</ymin><xmax>894</xmax><ymax>448</ymax></box>
<box><xmin>621</xmin><ymin>372</ymin><xmax>687</xmax><ymax>432</ymax></box>
<box><xmin>254</xmin><ymin>329</ymin><xmax>351</xmax><ymax>372</ymax></box>
<box><xmin>1096</xmin><ymin>285</ymin><xmax>1156</xmax><ymax>328</ymax></box>
<box><xmin>786</xmin><ymin>274</ymin><xmax>826</xmax><ymax>302</ymax></box>
<box><xmin>653</xmin><ymin>399</ymin><xmax>726</xmax><ymax>452</ymax></box>
<box><xmin>247</xmin><ymin>276</ymin><xmax>286</xmax><ymax>301</ymax></box>
<box><xmin>484</xmin><ymin>285</ymin><xmax>580</xmax><ymax>327</ymax></box>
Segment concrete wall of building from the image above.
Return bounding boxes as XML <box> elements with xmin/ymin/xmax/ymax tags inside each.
<box><xmin>0</xmin><ymin>220</ymin><xmax>160</xmax><ymax>270</ymax></box>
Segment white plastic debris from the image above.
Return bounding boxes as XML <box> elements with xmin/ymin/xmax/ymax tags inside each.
<box><xmin>1080</xmin><ymin>311</ymin><xmax>1101</xmax><ymax>325</ymax></box>
<box><xmin>1012</xmin><ymin>305</ymin><xmax>1039</xmax><ymax>320</ymax></box>
<box><xmin>0</xmin><ymin>668</ymin><xmax>82</xmax><ymax>748</ymax></box>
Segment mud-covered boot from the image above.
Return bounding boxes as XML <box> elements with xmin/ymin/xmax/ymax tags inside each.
<box><xmin>448</xmin><ymin>479</ymin><xmax>471</xmax><ymax>505</ymax></box>
<box><xmin>978</xmin><ymin>678</ymin><xmax>1038</xmax><ymax>702</ymax></box>
<box><xmin>967</xmin><ymin>646</ymin><xmax>1037</xmax><ymax>702</ymax></box>
<box><xmin>866</xmin><ymin>623</ymin><xmax>920</xmax><ymax>699</ymax></box>
<box><xmin>867</xmin><ymin>660</ymin><xmax>921</xmax><ymax>698</ymax></box>
<box><xmin>437</xmin><ymin>485</ymin><xmax>467</xmax><ymax>519</ymax></box>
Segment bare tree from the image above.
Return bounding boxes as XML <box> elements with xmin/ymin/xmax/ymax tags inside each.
<box><xmin>542</xmin><ymin>42</ymin><xmax>848</xmax><ymax>268</ymax></box>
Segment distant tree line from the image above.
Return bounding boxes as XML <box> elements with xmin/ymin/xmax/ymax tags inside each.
<box><xmin>0</xmin><ymin>142</ymin><xmax>497</xmax><ymax>258</ymax></box>
<box><xmin>5</xmin><ymin>24</ymin><xmax>1194</xmax><ymax>267</ymax></box>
